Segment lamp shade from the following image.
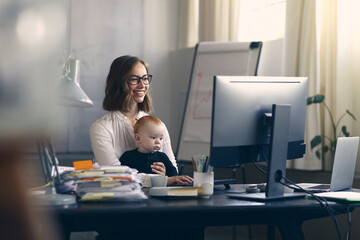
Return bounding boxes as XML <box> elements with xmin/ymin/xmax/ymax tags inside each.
<box><xmin>58</xmin><ymin>58</ymin><xmax>93</xmax><ymax>108</ymax></box>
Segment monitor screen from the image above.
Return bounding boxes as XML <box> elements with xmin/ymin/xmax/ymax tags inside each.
<box><xmin>210</xmin><ymin>76</ymin><xmax>308</xmax><ymax>168</ymax></box>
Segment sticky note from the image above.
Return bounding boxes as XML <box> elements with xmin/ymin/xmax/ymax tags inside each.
<box><xmin>81</xmin><ymin>193</ymin><xmax>114</xmax><ymax>201</ymax></box>
<box><xmin>101</xmin><ymin>181</ymin><xmax>122</xmax><ymax>188</ymax></box>
<box><xmin>73</xmin><ymin>160</ymin><xmax>94</xmax><ymax>171</ymax></box>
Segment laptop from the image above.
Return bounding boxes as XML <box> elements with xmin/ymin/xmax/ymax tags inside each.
<box><xmin>297</xmin><ymin>137</ymin><xmax>359</xmax><ymax>193</ymax></box>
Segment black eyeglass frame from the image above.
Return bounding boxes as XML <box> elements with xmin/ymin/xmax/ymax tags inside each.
<box><xmin>127</xmin><ymin>74</ymin><xmax>152</xmax><ymax>85</ymax></box>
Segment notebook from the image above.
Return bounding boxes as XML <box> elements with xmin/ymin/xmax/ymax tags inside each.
<box><xmin>297</xmin><ymin>137</ymin><xmax>359</xmax><ymax>193</ymax></box>
<box><xmin>149</xmin><ymin>186</ymin><xmax>200</xmax><ymax>198</ymax></box>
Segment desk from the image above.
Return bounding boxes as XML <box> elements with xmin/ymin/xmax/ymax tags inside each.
<box><xmin>52</xmin><ymin>184</ymin><xmax>355</xmax><ymax>240</ymax></box>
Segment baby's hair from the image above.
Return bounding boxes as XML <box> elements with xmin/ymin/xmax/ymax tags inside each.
<box><xmin>134</xmin><ymin>115</ymin><xmax>163</xmax><ymax>134</ymax></box>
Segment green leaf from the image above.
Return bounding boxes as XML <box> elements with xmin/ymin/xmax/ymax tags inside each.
<box><xmin>314</xmin><ymin>94</ymin><xmax>325</xmax><ymax>103</ymax></box>
<box><xmin>315</xmin><ymin>150</ymin><xmax>321</xmax><ymax>160</ymax></box>
<box><xmin>346</xmin><ymin>110</ymin><xmax>357</xmax><ymax>121</ymax></box>
<box><xmin>341</xmin><ymin>125</ymin><xmax>350</xmax><ymax>137</ymax></box>
<box><xmin>330</xmin><ymin>141</ymin><xmax>336</xmax><ymax>151</ymax></box>
<box><xmin>306</xmin><ymin>97</ymin><xmax>313</xmax><ymax>105</ymax></box>
<box><xmin>310</xmin><ymin>135</ymin><xmax>322</xmax><ymax>150</ymax></box>
<box><xmin>307</xmin><ymin>94</ymin><xmax>325</xmax><ymax>105</ymax></box>
<box><xmin>323</xmin><ymin>145</ymin><xmax>329</xmax><ymax>153</ymax></box>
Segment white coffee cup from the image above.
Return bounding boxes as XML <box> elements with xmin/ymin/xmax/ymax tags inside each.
<box><xmin>193</xmin><ymin>171</ymin><xmax>214</xmax><ymax>197</ymax></box>
<box><xmin>151</xmin><ymin>175</ymin><xmax>168</xmax><ymax>187</ymax></box>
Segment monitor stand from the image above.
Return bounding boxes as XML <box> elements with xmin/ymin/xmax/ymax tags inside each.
<box><xmin>228</xmin><ymin>104</ymin><xmax>306</xmax><ymax>202</ymax></box>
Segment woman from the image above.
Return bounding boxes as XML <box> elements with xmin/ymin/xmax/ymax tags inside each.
<box><xmin>89</xmin><ymin>55</ymin><xmax>192</xmax><ymax>186</ymax></box>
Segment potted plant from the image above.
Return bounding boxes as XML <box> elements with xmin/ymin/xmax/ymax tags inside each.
<box><xmin>307</xmin><ymin>94</ymin><xmax>357</xmax><ymax>160</ymax></box>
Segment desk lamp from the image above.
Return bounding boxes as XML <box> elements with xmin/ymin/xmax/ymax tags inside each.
<box><xmin>58</xmin><ymin>57</ymin><xmax>94</xmax><ymax>107</ymax></box>
<box><xmin>37</xmin><ymin>57</ymin><xmax>93</xmax><ymax>205</ymax></box>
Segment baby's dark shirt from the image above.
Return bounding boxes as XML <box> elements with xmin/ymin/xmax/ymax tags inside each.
<box><xmin>119</xmin><ymin>149</ymin><xmax>178</xmax><ymax>177</ymax></box>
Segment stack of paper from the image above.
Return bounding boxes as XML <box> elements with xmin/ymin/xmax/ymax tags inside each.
<box><xmin>63</xmin><ymin>166</ymin><xmax>147</xmax><ymax>202</ymax></box>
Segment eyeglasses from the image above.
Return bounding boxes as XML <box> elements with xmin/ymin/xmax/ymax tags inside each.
<box><xmin>128</xmin><ymin>74</ymin><xmax>152</xmax><ymax>85</ymax></box>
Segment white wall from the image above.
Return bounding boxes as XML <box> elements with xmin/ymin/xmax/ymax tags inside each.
<box><xmin>257</xmin><ymin>39</ymin><xmax>284</xmax><ymax>76</ymax></box>
<box><xmin>143</xmin><ymin>0</ymin><xmax>183</xmax><ymax>149</ymax></box>
<box><xmin>55</xmin><ymin>0</ymin><xmax>144</xmax><ymax>153</ymax></box>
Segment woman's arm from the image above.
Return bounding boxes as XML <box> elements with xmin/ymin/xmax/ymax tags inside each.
<box><xmin>161</xmin><ymin>123</ymin><xmax>178</xmax><ymax>172</ymax></box>
<box><xmin>89</xmin><ymin>122</ymin><xmax>120</xmax><ymax>166</ymax></box>
<box><xmin>159</xmin><ymin>123</ymin><xmax>194</xmax><ymax>185</ymax></box>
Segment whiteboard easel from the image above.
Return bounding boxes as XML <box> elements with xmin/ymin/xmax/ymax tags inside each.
<box><xmin>176</xmin><ymin>41</ymin><xmax>262</xmax><ymax>161</ymax></box>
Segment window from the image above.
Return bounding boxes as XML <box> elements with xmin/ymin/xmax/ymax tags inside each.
<box><xmin>238</xmin><ymin>0</ymin><xmax>286</xmax><ymax>41</ymax></box>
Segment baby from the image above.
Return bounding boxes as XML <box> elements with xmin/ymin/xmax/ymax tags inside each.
<box><xmin>119</xmin><ymin>115</ymin><xmax>178</xmax><ymax>176</ymax></box>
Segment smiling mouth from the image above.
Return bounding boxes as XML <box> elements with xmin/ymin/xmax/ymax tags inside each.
<box><xmin>134</xmin><ymin>91</ymin><xmax>145</xmax><ymax>97</ymax></box>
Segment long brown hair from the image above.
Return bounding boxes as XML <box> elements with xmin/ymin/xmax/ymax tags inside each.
<box><xmin>103</xmin><ymin>55</ymin><xmax>153</xmax><ymax>113</ymax></box>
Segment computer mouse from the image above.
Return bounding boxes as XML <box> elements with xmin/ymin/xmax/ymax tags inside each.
<box><xmin>257</xmin><ymin>183</ymin><xmax>267</xmax><ymax>192</ymax></box>
<box><xmin>246</xmin><ymin>185</ymin><xmax>260</xmax><ymax>193</ymax></box>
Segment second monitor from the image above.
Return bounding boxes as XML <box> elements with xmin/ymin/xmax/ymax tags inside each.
<box><xmin>210</xmin><ymin>76</ymin><xmax>308</xmax><ymax>200</ymax></box>
<box><xmin>210</xmin><ymin>76</ymin><xmax>308</xmax><ymax>167</ymax></box>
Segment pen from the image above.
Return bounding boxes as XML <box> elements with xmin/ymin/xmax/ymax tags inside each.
<box><xmin>199</xmin><ymin>155</ymin><xmax>204</xmax><ymax>172</ymax></box>
<box><xmin>203</xmin><ymin>156</ymin><xmax>209</xmax><ymax>172</ymax></box>
<box><xmin>192</xmin><ymin>157</ymin><xmax>197</xmax><ymax>172</ymax></box>
<box><xmin>193</xmin><ymin>155</ymin><xmax>200</xmax><ymax>172</ymax></box>
<box><xmin>195</xmin><ymin>155</ymin><xmax>200</xmax><ymax>172</ymax></box>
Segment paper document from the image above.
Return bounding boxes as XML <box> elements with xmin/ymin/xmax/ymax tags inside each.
<box><xmin>314</xmin><ymin>191</ymin><xmax>360</xmax><ymax>202</ymax></box>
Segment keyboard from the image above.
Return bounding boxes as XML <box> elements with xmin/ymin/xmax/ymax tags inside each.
<box><xmin>176</xmin><ymin>179</ymin><xmax>236</xmax><ymax>187</ymax></box>
<box><xmin>294</xmin><ymin>183</ymin><xmax>331</xmax><ymax>193</ymax></box>
<box><xmin>214</xmin><ymin>179</ymin><xmax>237</xmax><ymax>186</ymax></box>
<box><xmin>307</xmin><ymin>184</ymin><xmax>330</xmax><ymax>190</ymax></box>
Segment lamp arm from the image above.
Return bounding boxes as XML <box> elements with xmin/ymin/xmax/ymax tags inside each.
<box><xmin>37</xmin><ymin>140</ymin><xmax>52</xmax><ymax>184</ymax></box>
<box><xmin>44</xmin><ymin>139</ymin><xmax>62</xmax><ymax>186</ymax></box>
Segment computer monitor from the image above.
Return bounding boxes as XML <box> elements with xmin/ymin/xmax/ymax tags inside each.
<box><xmin>210</xmin><ymin>76</ymin><xmax>308</xmax><ymax>201</ymax></box>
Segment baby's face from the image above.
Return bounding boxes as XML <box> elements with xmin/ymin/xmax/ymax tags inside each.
<box><xmin>136</xmin><ymin>122</ymin><xmax>164</xmax><ymax>153</ymax></box>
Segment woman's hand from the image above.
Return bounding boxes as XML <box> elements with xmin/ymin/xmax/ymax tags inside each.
<box><xmin>151</xmin><ymin>162</ymin><xmax>166</xmax><ymax>176</ymax></box>
<box><xmin>167</xmin><ymin>175</ymin><xmax>193</xmax><ymax>186</ymax></box>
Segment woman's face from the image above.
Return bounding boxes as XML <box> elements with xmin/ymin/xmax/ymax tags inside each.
<box><xmin>127</xmin><ymin>62</ymin><xmax>149</xmax><ymax>105</ymax></box>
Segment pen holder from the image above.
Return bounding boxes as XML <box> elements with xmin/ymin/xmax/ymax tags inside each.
<box><xmin>194</xmin><ymin>171</ymin><xmax>214</xmax><ymax>198</ymax></box>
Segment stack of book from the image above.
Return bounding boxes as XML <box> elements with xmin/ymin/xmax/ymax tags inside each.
<box><xmin>62</xmin><ymin>165</ymin><xmax>147</xmax><ymax>202</ymax></box>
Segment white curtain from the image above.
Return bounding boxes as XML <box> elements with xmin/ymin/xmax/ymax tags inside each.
<box><xmin>177</xmin><ymin>0</ymin><xmax>199</xmax><ymax>48</ymax></box>
<box><xmin>284</xmin><ymin>0</ymin><xmax>327</xmax><ymax>170</ymax></box>
<box><xmin>199</xmin><ymin>0</ymin><xmax>240</xmax><ymax>41</ymax></box>
<box><xmin>177</xmin><ymin>0</ymin><xmax>240</xmax><ymax>48</ymax></box>
<box><xmin>285</xmin><ymin>0</ymin><xmax>360</xmax><ymax>171</ymax></box>
<box><xmin>318</xmin><ymin>0</ymin><xmax>338</xmax><ymax>170</ymax></box>
<box><xmin>336</xmin><ymin>0</ymin><xmax>360</xmax><ymax>173</ymax></box>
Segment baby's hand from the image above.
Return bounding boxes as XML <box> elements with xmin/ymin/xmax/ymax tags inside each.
<box><xmin>151</xmin><ymin>162</ymin><xmax>166</xmax><ymax>176</ymax></box>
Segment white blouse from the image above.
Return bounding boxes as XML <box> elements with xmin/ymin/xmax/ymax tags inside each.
<box><xmin>89</xmin><ymin>111</ymin><xmax>178</xmax><ymax>171</ymax></box>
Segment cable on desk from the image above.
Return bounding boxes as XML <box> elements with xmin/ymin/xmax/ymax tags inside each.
<box><xmin>250</xmin><ymin>146</ymin><xmax>268</xmax><ymax>175</ymax></box>
<box><xmin>250</xmin><ymin>148</ymin><xmax>351</xmax><ymax>240</ymax></box>
<box><xmin>279</xmin><ymin>177</ymin><xmax>342</xmax><ymax>240</ymax></box>
<box><xmin>251</xmin><ymin>160</ymin><xmax>267</xmax><ymax>176</ymax></box>
<box><xmin>28</xmin><ymin>181</ymin><xmax>51</xmax><ymax>191</ymax></box>
<box><xmin>346</xmin><ymin>205</ymin><xmax>351</xmax><ymax>240</ymax></box>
